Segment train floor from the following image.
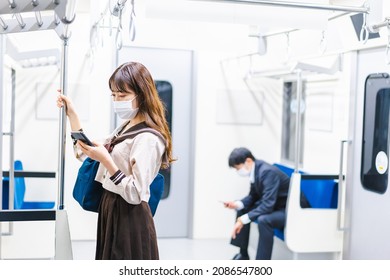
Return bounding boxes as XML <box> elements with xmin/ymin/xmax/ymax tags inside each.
<box><xmin>72</xmin><ymin>238</ymin><xmax>243</xmax><ymax>260</ymax></box>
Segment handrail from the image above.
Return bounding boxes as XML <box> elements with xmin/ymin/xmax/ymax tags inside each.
<box><xmin>294</xmin><ymin>70</ymin><xmax>302</xmax><ymax>173</ymax></box>
<box><xmin>337</xmin><ymin>140</ymin><xmax>348</xmax><ymax>231</ymax></box>
<box><xmin>2</xmin><ymin>171</ymin><xmax>56</xmax><ymax>178</ymax></box>
<box><xmin>301</xmin><ymin>174</ymin><xmax>344</xmax><ymax>180</ymax></box>
<box><xmin>200</xmin><ymin>0</ymin><xmax>369</xmax><ymax>13</ymax></box>
<box><xmin>8</xmin><ymin>69</ymin><xmax>15</xmax><ymax>213</ymax></box>
<box><xmin>0</xmin><ymin>210</ymin><xmax>56</xmax><ymax>222</ymax></box>
<box><xmin>0</xmin><ymin>34</ymin><xmax>4</xmax><ymax>258</ymax></box>
<box><xmin>57</xmin><ymin>38</ymin><xmax>69</xmax><ymax>211</ymax></box>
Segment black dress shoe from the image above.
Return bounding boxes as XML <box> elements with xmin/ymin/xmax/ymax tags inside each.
<box><xmin>232</xmin><ymin>253</ymin><xmax>250</xmax><ymax>260</ymax></box>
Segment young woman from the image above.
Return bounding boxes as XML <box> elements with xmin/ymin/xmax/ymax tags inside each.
<box><xmin>57</xmin><ymin>62</ymin><xmax>173</xmax><ymax>260</ymax></box>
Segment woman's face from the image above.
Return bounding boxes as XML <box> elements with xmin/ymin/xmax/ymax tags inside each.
<box><xmin>111</xmin><ymin>90</ymin><xmax>138</xmax><ymax>108</ymax></box>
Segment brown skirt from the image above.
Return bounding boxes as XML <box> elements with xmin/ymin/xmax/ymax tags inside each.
<box><xmin>95</xmin><ymin>189</ymin><xmax>159</xmax><ymax>260</ymax></box>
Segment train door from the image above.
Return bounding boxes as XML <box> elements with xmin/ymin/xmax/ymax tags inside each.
<box><xmin>116</xmin><ymin>46</ymin><xmax>194</xmax><ymax>238</ymax></box>
<box><xmin>343</xmin><ymin>48</ymin><xmax>390</xmax><ymax>259</ymax></box>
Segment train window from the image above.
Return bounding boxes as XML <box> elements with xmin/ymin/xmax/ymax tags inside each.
<box><xmin>155</xmin><ymin>80</ymin><xmax>173</xmax><ymax>199</ymax></box>
<box><xmin>361</xmin><ymin>73</ymin><xmax>390</xmax><ymax>194</ymax></box>
<box><xmin>281</xmin><ymin>81</ymin><xmax>305</xmax><ymax>164</ymax></box>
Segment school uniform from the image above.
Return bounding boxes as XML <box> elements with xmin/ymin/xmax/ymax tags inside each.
<box><xmin>74</xmin><ymin>121</ymin><xmax>165</xmax><ymax>260</ymax></box>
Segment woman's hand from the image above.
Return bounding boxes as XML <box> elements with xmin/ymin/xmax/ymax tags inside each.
<box><xmin>77</xmin><ymin>141</ymin><xmax>110</xmax><ymax>163</ymax></box>
<box><xmin>56</xmin><ymin>89</ymin><xmax>82</xmax><ymax>131</ymax></box>
<box><xmin>77</xmin><ymin>141</ymin><xmax>119</xmax><ymax>176</ymax></box>
<box><xmin>56</xmin><ymin>89</ymin><xmax>77</xmax><ymax>117</ymax></box>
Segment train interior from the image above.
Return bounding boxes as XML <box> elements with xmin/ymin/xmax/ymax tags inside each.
<box><xmin>0</xmin><ymin>0</ymin><xmax>390</xmax><ymax>260</ymax></box>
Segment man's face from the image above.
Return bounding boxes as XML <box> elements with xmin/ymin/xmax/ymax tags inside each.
<box><xmin>233</xmin><ymin>158</ymin><xmax>252</xmax><ymax>177</ymax></box>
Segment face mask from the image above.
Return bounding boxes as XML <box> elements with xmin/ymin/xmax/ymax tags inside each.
<box><xmin>113</xmin><ymin>96</ymin><xmax>139</xmax><ymax>120</ymax></box>
<box><xmin>237</xmin><ymin>166</ymin><xmax>251</xmax><ymax>177</ymax></box>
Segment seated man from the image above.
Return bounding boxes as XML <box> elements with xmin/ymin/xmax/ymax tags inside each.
<box><xmin>223</xmin><ymin>147</ymin><xmax>290</xmax><ymax>260</ymax></box>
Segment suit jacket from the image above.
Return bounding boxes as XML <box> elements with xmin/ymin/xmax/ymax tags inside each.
<box><xmin>241</xmin><ymin>160</ymin><xmax>290</xmax><ymax>221</ymax></box>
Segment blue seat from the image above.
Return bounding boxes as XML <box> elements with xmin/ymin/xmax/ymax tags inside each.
<box><xmin>301</xmin><ymin>179</ymin><xmax>338</xmax><ymax>209</ymax></box>
<box><xmin>273</xmin><ymin>228</ymin><xmax>285</xmax><ymax>240</ymax></box>
<box><xmin>273</xmin><ymin>163</ymin><xmax>296</xmax><ymax>177</ymax></box>
<box><xmin>2</xmin><ymin>160</ymin><xmax>55</xmax><ymax>210</ymax></box>
<box><xmin>272</xmin><ymin>163</ymin><xmax>339</xmax><ymax>241</ymax></box>
<box><xmin>273</xmin><ymin>163</ymin><xmax>338</xmax><ymax>208</ymax></box>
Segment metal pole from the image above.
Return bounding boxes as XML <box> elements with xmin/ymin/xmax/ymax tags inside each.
<box><xmin>369</xmin><ymin>17</ymin><xmax>390</xmax><ymax>33</ymax></box>
<box><xmin>0</xmin><ymin>36</ymin><xmax>3</xmax><ymax>211</ymax></box>
<box><xmin>8</xmin><ymin>69</ymin><xmax>15</xmax><ymax>211</ymax></box>
<box><xmin>201</xmin><ymin>0</ymin><xmax>369</xmax><ymax>13</ymax></box>
<box><xmin>337</xmin><ymin>140</ymin><xmax>348</xmax><ymax>231</ymax></box>
<box><xmin>294</xmin><ymin>70</ymin><xmax>302</xmax><ymax>173</ymax></box>
<box><xmin>7</xmin><ymin>68</ymin><xmax>16</xmax><ymax>236</ymax></box>
<box><xmin>220</xmin><ymin>11</ymin><xmax>352</xmax><ymax>63</ymax></box>
<box><xmin>57</xmin><ymin>37</ymin><xmax>69</xmax><ymax>210</ymax></box>
<box><xmin>0</xmin><ymin>34</ymin><xmax>4</xmax><ymax>260</ymax></box>
<box><xmin>264</xmin><ymin>11</ymin><xmax>349</xmax><ymax>38</ymax></box>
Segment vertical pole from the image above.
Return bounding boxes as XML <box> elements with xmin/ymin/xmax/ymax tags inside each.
<box><xmin>57</xmin><ymin>37</ymin><xmax>69</xmax><ymax>210</ymax></box>
<box><xmin>0</xmin><ymin>35</ymin><xmax>4</xmax><ymax>212</ymax></box>
<box><xmin>294</xmin><ymin>70</ymin><xmax>302</xmax><ymax>173</ymax></box>
<box><xmin>8</xmin><ymin>69</ymin><xmax>15</xmax><ymax>212</ymax></box>
<box><xmin>0</xmin><ymin>34</ymin><xmax>4</xmax><ymax>260</ymax></box>
<box><xmin>7</xmin><ymin>68</ymin><xmax>16</xmax><ymax>237</ymax></box>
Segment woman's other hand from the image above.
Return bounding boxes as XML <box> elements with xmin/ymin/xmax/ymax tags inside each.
<box><xmin>56</xmin><ymin>89</ymin><xmax>77</xmax><ymax>117</ymax></box>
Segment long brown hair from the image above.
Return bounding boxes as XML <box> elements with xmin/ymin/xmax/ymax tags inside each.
<box><xmin>109</xmin><ymin>62</ymin><xmax>174</xmax><ymax>168</ymax></box>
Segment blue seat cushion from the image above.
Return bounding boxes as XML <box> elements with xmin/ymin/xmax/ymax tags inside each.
<box><xmin>21</xmin><ymin>201</ymin><xmax>56</xmax><ymax>209</ymax></box>
<box><xmin>273</xmin><ymin>163</ymin><xmax>338</xmax><ymax>209</ymax></box>
<box><xmin>2</xmin><ymin>160</ymin><xmax>55</xmax><ymax>210</ymax></box>
<box><xmin>274</xmin><ymin>228</ymin><xmax>285</xmax><ymax>241</ymax></box>
<box><xmin>301</xmin><ymin>179</ymin><xmax>338</xmax><ymax>209</ymax></box>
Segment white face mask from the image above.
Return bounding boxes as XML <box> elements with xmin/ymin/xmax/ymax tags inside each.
<box><xmin>237</xmin><ymin>166</ymin><xmax>251</xmax><ymax>177</ymax></box>
<box><xmin>113</xmin><ymin>96</ymin><xmax>139</xmax><ymax>120</ymax></box>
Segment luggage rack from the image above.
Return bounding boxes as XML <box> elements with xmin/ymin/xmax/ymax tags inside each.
<box><xmin>0</xmin><ymin>0</ymin><xmax>77</xmax><ymax>260</ymax></box>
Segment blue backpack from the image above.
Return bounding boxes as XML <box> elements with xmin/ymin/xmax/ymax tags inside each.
<box><xmin>148</xmin><ymin>173</ymin><xmax>164</xmax><ymax>216</ymax></box>
<box><xmin>73</xmin><ymin>158</ymin><xmax>164</xmax><ymax>216</ymax></box>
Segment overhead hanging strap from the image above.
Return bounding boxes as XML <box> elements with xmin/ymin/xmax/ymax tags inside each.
<box><xmin>0</xmin><ymin>0</ymin><xmax>77</xmax><ymax>37</ymax></box>
<box><xmin>129</xmin><ymin>0</ymin><xmax>136</xmax><ymax>41</ymax></box>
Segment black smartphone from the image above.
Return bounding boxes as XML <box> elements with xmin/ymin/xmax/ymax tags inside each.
<box><xmin>71</xmin><ymin>131</ymin><xmax>94</xmax><ymax>146</ymax></box>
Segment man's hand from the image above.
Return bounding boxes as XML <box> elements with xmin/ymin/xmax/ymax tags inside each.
<box><xmin>231</xmin><ymin>218</ymin><xmax>244</xmax><ymax>239</ymax></box>
<box><xmin>223</xmin><ymin>201</ymin><xmax>238</xmax><ymax>209</ymax></box>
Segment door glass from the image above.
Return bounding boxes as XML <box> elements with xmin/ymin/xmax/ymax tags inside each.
<box><xmin>281</xmin><ymin>81</ymin><xmax>305</xmax><ymax>164</ymax></box>
<box><xmin>361</xmin><ymin>73</ymin><xmax>390</xmax><ymax>194</ymax></box>
<box><xmin>155</xmin><ymin>80</ymin><xmax>173</xmax><ymax>199</ymax></box>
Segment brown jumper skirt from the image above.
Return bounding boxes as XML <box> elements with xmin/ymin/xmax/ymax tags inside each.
<box><xmin>95</xmin><ymin>189</ymin><xmax>159</xmax><ymax>260</ymax></box>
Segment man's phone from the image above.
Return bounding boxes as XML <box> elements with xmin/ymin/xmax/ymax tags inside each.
<box><xmin>71</xmin><ymin>131</ymin><xmax>94</xmax><ymax>146</ymax></box>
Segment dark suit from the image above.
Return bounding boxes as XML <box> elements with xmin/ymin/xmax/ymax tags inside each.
<box><xmin>231</xmin><ymin>159</ymin><xmax>290</xmax><ymax>260</ymax></box>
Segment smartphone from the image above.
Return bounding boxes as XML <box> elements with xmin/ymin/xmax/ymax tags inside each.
<box><xmin>71</xmin><ymin>131</ymin><xmax>94</xmax><ymax>146</ymax></box>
